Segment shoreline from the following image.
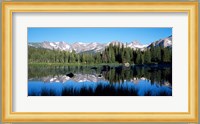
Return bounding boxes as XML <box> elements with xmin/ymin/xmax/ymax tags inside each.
<box><xmin>28</xmin><ymin>62</ymin><xmax>172</xmax><ymax>67</ymax></box>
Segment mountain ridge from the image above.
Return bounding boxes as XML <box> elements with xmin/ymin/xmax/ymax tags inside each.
<box><xmin>29</xmin><ymin>35</ymin><xmax>172</xmax><ymax>53</ymax></box>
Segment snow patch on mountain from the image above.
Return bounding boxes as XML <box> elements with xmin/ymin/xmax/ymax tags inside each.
<box><xmin>127</xmin><ymin>41</ymin><xmax>148</xmax><ymax>50</ymax></box>
<box><xmin>50</xmin><ymin>43</ymin><xmax>56</xmax><ymax>47</ymax></box>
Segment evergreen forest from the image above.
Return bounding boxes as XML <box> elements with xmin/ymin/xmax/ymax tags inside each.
<box><xmin>28</xmin><ymin>44</ymin><xmax>172</xmax><ymax>65</ymax></box>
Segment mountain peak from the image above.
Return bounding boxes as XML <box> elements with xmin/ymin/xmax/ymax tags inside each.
<box><xmin>148</xmin><ymin>35</ymin><xmax>172</xmax><ymax>48</ymax></box>
<box><xmin>130</xmin><ymin>40</ymin><xmax>142</xmax><ymax>45</ymax></box>
<box><xmin>127</xmin><ymin>40</ymin><xmax>147</xmax><ymax>50</ymax></box>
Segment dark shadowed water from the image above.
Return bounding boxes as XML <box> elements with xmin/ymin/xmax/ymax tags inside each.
<box><xmin>28</xmin><ymin>64</ymin><xmax>172</xmax><ymax>96</ymax></box>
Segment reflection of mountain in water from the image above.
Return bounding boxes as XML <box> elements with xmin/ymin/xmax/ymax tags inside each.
<box><xmin>28</xmin><ymin>65</ymin><xmax>172</xmax><ymax>96</ymax></box>
<box><xmin>30</xmin><ymin>74</ymin><xmax>105</xmax><ymax>83</ymax></box>
<box><xmin>29</xmin><ymin>73</ymin><xmax>172</xmax><ymax>88</ymax></box>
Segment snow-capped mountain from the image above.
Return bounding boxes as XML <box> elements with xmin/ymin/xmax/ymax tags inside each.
<box><xmin>71</xmin><ymin>42</ymin><xmax>105</xmax><ymax>53</ymax></box>
<box><xmin>29</xmin><ymin>41</ymin><xmax>72</xmax><ymax>51</ymax></box>
<box><xmin>148</xmin><ymin>35</ymin><xmax>172</xmax><ymax>48</ymax></box>
<box><xmin>28</xmin><ymin>35</ymin><xmax>172</xmax><ymax>53</ymax></box>
<box><xmin>127</xmin><ymin>41</ymin><xmax>148</xmax><ymax>50</ymax></box>
<box><xmin>71</xmin><ymin>42</ymin><xmax>89</xmax><ymax>53</ymax></box>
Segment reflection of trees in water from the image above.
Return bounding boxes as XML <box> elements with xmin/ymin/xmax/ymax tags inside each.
<box><xmin>28</xmin><ymin>65</ymin><xmax>172</xmax><ymax>85</ymax></box>
<box><xmin>61</xmin><ymin>84</ymin><xmax>139</xmax><ymax>96</ymax></box>
<box><xmin>29</xmin><ymin>83</ymin><xmax>172</xmax><ymax>96</ymax></box>
<box><xmin>101</xmin><ymin>66</ymin><xmax>172</xmax><ymax>85</ymax></box>
<box><xmin>29</xmin><ymin>65</ymin><xmax>98</xmax><ymax>78</ymax></box>
<box><xmin>131</xmin><ymin>66</ymin><xmax>172</xmax><ymax>85</ymax></box>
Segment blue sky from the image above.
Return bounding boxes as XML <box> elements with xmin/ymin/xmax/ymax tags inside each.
<box><xmin>28</xmin><ymin>28</ymin><xmax>172</xmax><ymax>44</ymax></box>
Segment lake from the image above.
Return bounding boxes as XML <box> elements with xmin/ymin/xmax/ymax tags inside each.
<box><xmin>28</xmin><ymin>64</ymin><xmax>172</xmax><ymax>96</ymax></box>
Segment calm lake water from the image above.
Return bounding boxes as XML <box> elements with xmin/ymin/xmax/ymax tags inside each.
<box><xmin>28</xmin><ymin>65</ymin><xmax>172</xmax><ymax>96</ymax></box>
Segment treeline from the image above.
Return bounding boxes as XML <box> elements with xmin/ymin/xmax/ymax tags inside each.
<box><xmin>28</xmin><ymin>44</ymin><xmax>172</xmax><ymax>64</ymax></box>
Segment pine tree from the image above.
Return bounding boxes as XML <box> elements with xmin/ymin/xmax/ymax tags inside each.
<box><xmin>144</xmin><ymin>50</ymin><xmax>151</xmax><ymax>64</ymax></box>
<box><xmin>140</xmin><ymin>53</ymin><xmax>144</xmax><ymax>64</ymax></box>
<box><xmin>150</xmin><ymin>44</ymin><xmax>156</xmax><ymax>62</ymax></box>
<box><xmin>161</xmin><ymin>47</ymin><xmax>171</xmax><ymax>63</ymax></box>
<box><xmin>155</xmin><ymin>47</ymin><xmax>161</xmax><ymax>62</ymax></box>
<box><xmin>135</xmin><ymin>51</ymin><xmax>141</xmax><ymax>64</ymax></box>
<box><xmin>124</xmin><ymin>49</ymin><xmax>130</xmax><ymax>63</ymax></box>
<box><xmin>108</xmin><ymin>47</ymin><xmax>115</xmax><ymax>63</ymax></box>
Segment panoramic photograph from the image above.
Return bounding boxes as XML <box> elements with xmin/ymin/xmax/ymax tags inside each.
<box><xmin>28</xmin><ymin>27</ymin><xmax>172</xmax><ymax>96</ymax></box>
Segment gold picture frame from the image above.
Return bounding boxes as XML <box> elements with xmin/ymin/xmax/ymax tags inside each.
<box><xmin>2</xmin><ymin>1</ymin><xmax>198</xmax><ymax>122</ymax></box>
